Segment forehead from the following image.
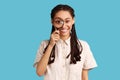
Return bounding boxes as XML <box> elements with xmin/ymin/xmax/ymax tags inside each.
<box><xmin>54</xmin><ymin>10</ymin><xmax>72</xmax><ymax>20</ymax></box>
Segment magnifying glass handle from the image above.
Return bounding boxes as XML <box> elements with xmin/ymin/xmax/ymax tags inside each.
<box><xmin>55</xmin><ymin>27</ymin><xmax>59</xmax><ymax>30</ymax></box>
<box><xmin>55</xmin><ymin>26</ymin><xmax>62</xmax><ymax>31</ymax></box>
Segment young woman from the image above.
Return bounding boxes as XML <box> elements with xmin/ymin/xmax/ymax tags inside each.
<box><xmin>33</xmin><ymin>4</ymin><xmax>97</xmax><ymax>80</ymax></box>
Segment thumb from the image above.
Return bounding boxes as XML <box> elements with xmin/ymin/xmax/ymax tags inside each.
<box><xmin>54</xmin><ymin>30</ymin><xmax>60</xmax><ymax>35</ymax></box>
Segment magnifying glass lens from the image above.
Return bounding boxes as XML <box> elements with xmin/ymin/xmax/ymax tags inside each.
<box><xmin>54</xmin><ymin>20</ymin><xmax>64</xmax><ymax>28</ymax></box>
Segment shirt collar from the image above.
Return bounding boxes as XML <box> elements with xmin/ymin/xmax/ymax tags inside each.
<box><xmin>59</xmin><ymin>37</ymin><xmax>71</xmax><ymax>45</ymax></box>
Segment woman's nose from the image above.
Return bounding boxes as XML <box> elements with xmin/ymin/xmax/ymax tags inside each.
<box><xmin>61</xmin><ymin>22</ymin><xmax>66</xmax><ymax>28</ymax></box>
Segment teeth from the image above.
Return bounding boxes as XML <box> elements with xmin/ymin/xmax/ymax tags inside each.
<box><xmin>60</xmin><ymin>29</ymin><xmax>67</xmax><ymax>33</ymax></box>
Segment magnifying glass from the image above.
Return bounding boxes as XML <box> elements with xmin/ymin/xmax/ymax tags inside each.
<box><xmin>54</xmin><ymin>19</ymin><xmax>64</xmax><ymax>30</ymax></box>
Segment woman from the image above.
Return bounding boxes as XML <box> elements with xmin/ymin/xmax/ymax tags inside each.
<box><xmin>33</xmin><ymin>4</ymin><xmax>97</xmax><ymax>80</ymax></box>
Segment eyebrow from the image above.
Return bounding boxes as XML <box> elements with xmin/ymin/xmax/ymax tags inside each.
<box><xmin>54</xmin><ymin>17</ymin><xmax>71</xmax><ymax>20</ymax></box>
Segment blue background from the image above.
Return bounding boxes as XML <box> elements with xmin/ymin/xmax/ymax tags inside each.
<box><xmin>0</xmin><ymin>0</ymin><xmax>120</xmax><ymax>80</ymax></box>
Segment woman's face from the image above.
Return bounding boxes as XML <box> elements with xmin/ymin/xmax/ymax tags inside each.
<box><xmin>52</xmin><ymin>10</ymin><xmax>75</xmax><ymax>38</ymax></box>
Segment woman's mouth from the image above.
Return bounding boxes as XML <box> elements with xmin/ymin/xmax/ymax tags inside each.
<box><xmin>60</xmin><ymin>29</ymin><xmax>68</xmax><ymax>33</ymax></box>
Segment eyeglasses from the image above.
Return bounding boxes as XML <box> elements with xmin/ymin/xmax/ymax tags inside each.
<box><xmin>53</xmin><ymin>19</ymin><xmax>71</xmax><ymax>30</ymax></box>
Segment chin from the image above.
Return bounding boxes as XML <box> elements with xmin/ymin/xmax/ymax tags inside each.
<box><xmin>60</xmin><ymin>32</ymin><xmax>70</xmax><ymax>37</ymax></box>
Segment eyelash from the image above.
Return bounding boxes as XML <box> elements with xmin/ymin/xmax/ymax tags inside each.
<box><xmin>55</xmin><ymin>20</ymin><xmax>62</xmax><ymax>24</ymax></box>
<box><xmin>55</xmin><ymin>20</ymin><xmax>70</xmax><ymax>23</ymax></box>
<box><xmin>65</xmin><ymin>20</ymin><xmax>70</xmax><ymax>23</ymax></box>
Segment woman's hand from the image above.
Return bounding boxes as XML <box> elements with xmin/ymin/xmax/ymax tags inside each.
<box><xmin>49</xmin><ymin>30</ymin><xmax>60</xmax><ymax>47</ymax></box>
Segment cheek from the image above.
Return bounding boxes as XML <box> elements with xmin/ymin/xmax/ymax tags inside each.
<box><xmin>68</xmin><ymin>24</ymin><xmax>73</xmax><ymax>30</ymax></box>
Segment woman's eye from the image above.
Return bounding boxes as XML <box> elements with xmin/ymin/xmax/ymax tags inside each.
<box><xmin>56</xmin><ymin>21</ymin><xmax>61</xmax><ymax>24</ymax></box>
<box><xmin>55</xmin><ymin>20</ymin><xmax>60</xmax><ymax>24</ymax></box>
<box><xmin>55</xmin><ymin>20</ymin><xmax>63</xmax><ymax>24</ymax></box>
<box><xmin>65</xmin><ymin>20</ymin><xmax>70</xmax><ymax>23</ymax></box>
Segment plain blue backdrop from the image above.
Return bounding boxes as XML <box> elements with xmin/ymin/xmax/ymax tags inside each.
<box><xmin>0</xmin><ymin>0</ymin><xmax>120</xmax><ymax>80</ymax></box>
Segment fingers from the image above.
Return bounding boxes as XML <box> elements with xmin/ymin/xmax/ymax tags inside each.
<box><xmin>54</xmin><ymin>30</ymin><xmax>60</xmax><ymax>35</ymax></box>
<box><xmin>55</xmin><ymin>27</ymin><xmax>62</xmax><ymax>31</ymax></box>
<box><xmin>49</xmin><ymin>30</ymin><xmax>60</xmax><ymax>46</ymax></box>
<box><xmin>52</xmin><ymin>30</ymin><xmax>60</xmax><ymax>41</ymax></box>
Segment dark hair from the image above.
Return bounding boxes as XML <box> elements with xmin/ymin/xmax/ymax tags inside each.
<box><xmin>44</xmin><ymin>4</ymin><xmax>83</xmax><ymax>64</ymax></box>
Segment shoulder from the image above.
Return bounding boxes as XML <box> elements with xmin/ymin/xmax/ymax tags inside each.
<box><xmin>78</xmin><ymin>39</ymin><xmax>89</xmax><ymax>46</ymax></box>
<box><xmin>39</xmin><ymin>40</ymin><xmax>49</xmax><ymax>48</ymax></box>
<box><xmin>78</xmin><ymin>39</ymin><xmax>91</xmax><ymax>49</ymax></box>
<box><xmin>41</xmin><ymin>40</ymin><xmax>49</xmax><ymax>44</ymax></box>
